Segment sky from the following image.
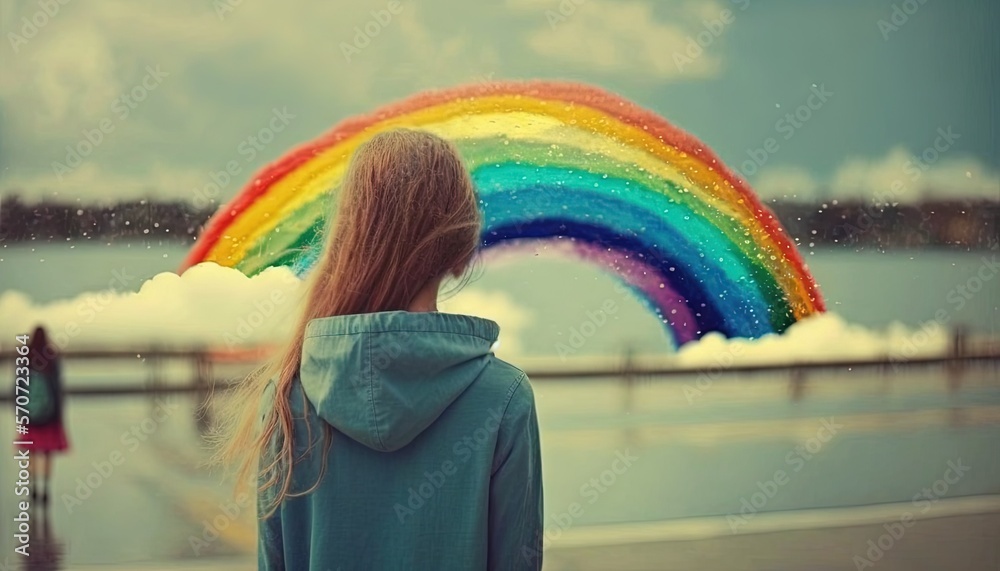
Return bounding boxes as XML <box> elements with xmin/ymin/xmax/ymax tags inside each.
<box><xmin>1</xmin><ymin>0</ymin><xmax>998</xmax><ymax>205</ymax></box>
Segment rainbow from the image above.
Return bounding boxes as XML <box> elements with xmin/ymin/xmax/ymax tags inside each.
<box><xmin>182</xmin><ymin>81</ymin><xmax>824</xmax><ymax>345</ymax></box>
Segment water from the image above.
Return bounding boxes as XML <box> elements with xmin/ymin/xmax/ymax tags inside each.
<box><xmin>1</xmin><ymin>242</ymin><xmax>997</xmax><ymax>359</ymax></box>
<box><xmin>1</xmin><ymin>366</ymin><xmax>997</xmax><ymax>568</ymax></box>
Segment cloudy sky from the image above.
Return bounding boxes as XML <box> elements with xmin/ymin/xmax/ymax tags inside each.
<box><xmin>1</xmin><ymin>0</ymin><xmax>997</xmax><ymax>205</ymax></box>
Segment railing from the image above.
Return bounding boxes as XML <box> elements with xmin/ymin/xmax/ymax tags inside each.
<box><xmin>1</xmin><ymin>340</ymin><xmax>997</xmax><ymax>404</ymax></box>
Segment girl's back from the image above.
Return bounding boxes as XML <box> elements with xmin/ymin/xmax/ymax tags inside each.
<box><xmin>260</xmin><ymin>311</ymin><xmax>541</xmax><ymax>570</ymax></box>
<box><xmin>217</xmin><ymin>129</ymin><xmax>544</xmax><ymax>571</ymax></box>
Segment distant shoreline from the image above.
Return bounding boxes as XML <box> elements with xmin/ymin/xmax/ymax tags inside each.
<box><xmin>1</xmin><ymin>196</ymin><xmax>997</xmax><ymax>250</ymax></box>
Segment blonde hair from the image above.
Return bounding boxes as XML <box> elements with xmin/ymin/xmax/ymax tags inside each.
<box><xmin>212</xmin><ymin>129</ymin><xmax>481</xmax><ymax>516</ymax></box>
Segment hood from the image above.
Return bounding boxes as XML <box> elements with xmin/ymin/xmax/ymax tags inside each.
<box><xmin>299</xmin><ymin>311</ymin><xmax>500</xmax><ymax>452</ymax></box>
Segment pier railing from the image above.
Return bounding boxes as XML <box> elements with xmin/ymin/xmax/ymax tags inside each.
<box><xmin>1</xmin><ymin>336</ymin><xmax>997</xmax><ymax>404</ymax></box>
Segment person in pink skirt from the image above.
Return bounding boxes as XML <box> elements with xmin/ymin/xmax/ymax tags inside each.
<box><xmin>19</xmin><ymin>326</ymin><xmax>71</xmax><ymax>506</ymax></box>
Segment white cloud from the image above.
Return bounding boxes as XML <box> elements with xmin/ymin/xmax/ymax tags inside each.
<box><xmin>1</xmin><ymin>0</ymin><xmax>462</xmax><ymax>201</ymax></box>
<box><xmin>749</xmin><ymin>166</ymin><xmax>822</xmax><ymax>202</ymax></box>
<box><xmin>3</xmin><ymin>0</ymin><xmax>995</xmax><ymax>208</ymax></box>
<box><xmin>0</xmin><ymin>264</ymin><xmax>302</xmax><ymax>350</ymax></box>
<box><xmin>1</xmin><ymin>0</ymin><xmax>400</xmax><ymax>124</ymax></box>
<box><xmin>0</xmin><ymin>258</ymin><xmax>956</xmax><ymax>368</ymax></box>
<box><xmin>522</xmin><ymin>311</ymin><xmax>952</xmax><ymax>373</ymax></box>
<box><xmin>830</xmin><ymin>147</ymin><xmax>1000</xmax><ymax>203</ymax></box>
<box><xmin>1</xmin><ymin>1</ymin><xmax>220</xmax><ymax>136</ymax></box>
<box><xmin>4</xmin><ymin>27</ymin><xmax>121</xmax><ymax>134</ymax></box>
<box><xmin>383</xmin><ymin>16</ymin><xmax>502</xmax><ymax>91</ymax></box>
<box><xmin>0</xmin><ymin>262</ymin><xmax>533</xmax><ymax>361</ymax></box>
<box><xmin>672</xmin><ymin>312</ymin><xmax>950</xmax><ymax>366</ymax></box>
<box><xmin>441</xmin><ymin>288</ymin><xmax>534</xmax><ymax>359</ymax></box>
<box><xmin>509</xmin><ymin>0</ymin><xmax>727</xmax><ymax>79</ymax></box>
<box><xmin>754</xmin><ymin>147</ymin><xmax>1000</xmax><ymax>203</ymax></box>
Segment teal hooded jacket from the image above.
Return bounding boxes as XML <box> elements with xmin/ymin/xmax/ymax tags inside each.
<box><xmin>257</xmin><ymin>311</ymin><xmax>544</xmax><ymax>570</ymax></box>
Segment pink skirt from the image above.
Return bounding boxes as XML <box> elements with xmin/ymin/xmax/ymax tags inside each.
<box><xmin>17</xmin><ymin>421</ymin><xmax>70</xmax><ymax>453</ymax></box>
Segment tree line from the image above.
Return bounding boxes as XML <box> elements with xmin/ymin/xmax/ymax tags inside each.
<box><xmin>0</xmin><ymin>195</ymin><xmax>996</xmax><ymax>250</ymax></box>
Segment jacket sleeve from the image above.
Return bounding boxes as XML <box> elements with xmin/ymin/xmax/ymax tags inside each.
<box><xmin>257</xmin><ymin>497</ymin><xmax>285</xmax><ymax>571</ymax></box>
<box><xmin>488</xmin><ymin>374</ymin><xmax>544</xmax><ymax>570</ymax></box>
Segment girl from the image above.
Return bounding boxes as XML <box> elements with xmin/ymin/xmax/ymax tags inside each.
<box><xmin>218</xmin><ymin>129</ymin><xmax>544</xmax><ymax>570</ymax></box>
<box><xmin>19</xmin><ymin>325</ymin><xmax>71</xmax><ymax>507</ymax></box>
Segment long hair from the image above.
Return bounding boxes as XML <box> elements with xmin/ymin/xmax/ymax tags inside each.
<box><xmin>213</xmin><ymin>129</ymin><xmax>482</xmax><ymax>516</ymax></box>
<box><xmin>29</xmin><ymin>325</ymin><xmax>58</xmax><ymax>373</ymax></box>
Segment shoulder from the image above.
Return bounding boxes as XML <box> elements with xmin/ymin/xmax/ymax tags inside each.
<box><xmin>478</xmin><ymin>356</ymin><xmax>535</xmax><ymax>419</ymax></box>
<box><xmin>480</xmin><ymin>358</ymin><xmax>539</xmax><ymax>473</ymax></box>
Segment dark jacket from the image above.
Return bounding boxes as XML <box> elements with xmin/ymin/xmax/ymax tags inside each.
<box><xmin>29</xmin><ymin>356</ymin><xmax>63</xmax><ymax>426</ymax></box>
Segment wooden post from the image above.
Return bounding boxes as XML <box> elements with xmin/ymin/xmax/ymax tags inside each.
<box><xmin>789</xmin><ymin>366</ymin><xmax>806</xmax><ymax>402</ymax></box>
<box><xmin>146</xmin><ymin>346</ymin><xmax>163</xmax><ymax>393</ymax></box>
<box><xmin>947</xmin><ymin>325</ymin><xmax>967</xmax><ymax>394</ymax></box>
<box><xmin>194</xmin><ymin>350</ymin><xmax>212</xmax><ymax>436</ymax></box>
<box><xmin>622</xmin><ymin>347</ymin><xmax>635</xmax><ymax>414</ymax></box>
<box><xmin>194</xmin><ymin>351</ymin><xmax>210</xmax><ymax>389</ymax></box>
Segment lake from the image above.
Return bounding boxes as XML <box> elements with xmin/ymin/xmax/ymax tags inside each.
<box><xmin>1</xmin><ymin>242</ymin><xmax>997</xmax><ymax>359</ymax></box>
